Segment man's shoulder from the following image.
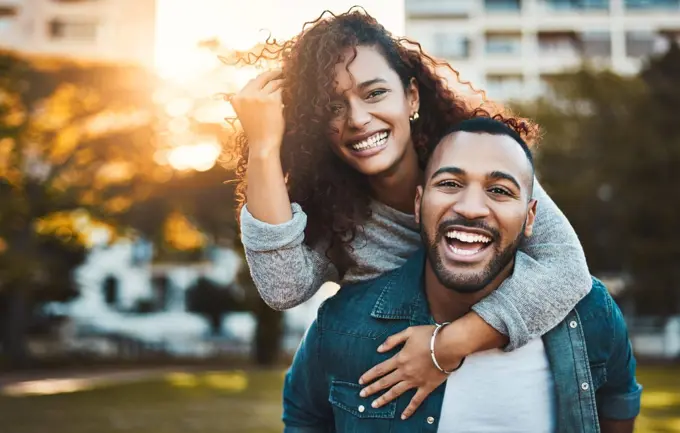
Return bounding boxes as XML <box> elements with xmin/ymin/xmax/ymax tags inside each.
<box><xmin>318</xmin><ymin>270</ymin><xmax>397</xmax><ymax>324</ymax></box>
<box><xmin>574</xmin><ymin>277</ymin><xmax>616</xmax><ymax>324</ymax></box>
<box><xmin>573</xmin><ymin>277</ymin><xmax>628</xmax><ymax>362</ymax></box>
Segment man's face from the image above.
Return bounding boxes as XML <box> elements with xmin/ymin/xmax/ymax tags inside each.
<box><xmin>415</xmin><ymin>131</ymin><xmax>537</xmax><ymax>293</ymax></box>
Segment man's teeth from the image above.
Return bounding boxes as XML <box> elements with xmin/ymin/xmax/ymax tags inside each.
<box><xmin>350</xmin><ymin>131</ymin><xmax>388</xmax><ymax>151</ymax></box>
<box><xmin>450</xmin><ymin>247</ymin><xmax>482</xmax><ymax>256</ymax></box>
<box><xmin>445</xmin><ymin>230</ymin><xmax>492</xmax><ymax>244</ymax></box>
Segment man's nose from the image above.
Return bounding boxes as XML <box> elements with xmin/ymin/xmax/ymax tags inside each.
<box><xmin>452</xmin><ymin>187</ymin><xmax>491</xmax><ymax>220</ymax></box>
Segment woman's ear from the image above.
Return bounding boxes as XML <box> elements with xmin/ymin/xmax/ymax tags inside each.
<box><xmin>408</xmin><ymin>77</ymin><xmax>420</xmax><ymax>115</ymax></box>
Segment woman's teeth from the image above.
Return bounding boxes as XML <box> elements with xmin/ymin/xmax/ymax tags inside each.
<box><xmin>350</xmin><ymin>131</ymin><xmax>388</xmax><ymax>151</ymax></box>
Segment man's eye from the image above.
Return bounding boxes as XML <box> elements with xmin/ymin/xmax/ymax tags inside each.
<box><xmin>438</xmin><ymin>180</ymin><xmax>461</xmax><ymax>188</ymax></box>
<box><xmin>489</xmin><ymin>187</ymin><xmax>511</xmax><ymax>196</ymax></box>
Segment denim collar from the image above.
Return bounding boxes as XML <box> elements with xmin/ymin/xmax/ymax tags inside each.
<box><xmin>370</xmin><ymin>248</ymin><xmax>433</xmax><ymax>326</ymax></box>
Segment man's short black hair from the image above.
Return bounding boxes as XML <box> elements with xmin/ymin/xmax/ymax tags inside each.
<box><xmin>438</xmin><ymin>117</ymin><xmax>534</xmax><ymax>170</ymax></box>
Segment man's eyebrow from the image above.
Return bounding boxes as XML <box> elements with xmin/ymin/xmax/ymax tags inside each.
<box><xmin>430</xmin><ymin>166</ymin><xmax>465</xmax><ymax>180</ymax></box>
<box><xmin>489</xmin><ymin>170</ymin><xmax>521</xmax><ymax>190</ymax></box>
<box><xmin>357</xmin><ymin>78</ymin><xmax>388</xmax><ymax>90</ymax></box>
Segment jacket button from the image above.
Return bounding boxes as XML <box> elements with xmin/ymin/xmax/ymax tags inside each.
<box><xmin>569</xmin><ymin>321</ymin><xmax>578</xmax><ymax>329</ymax></box>
<box><xmin>581</xmin><ymin>382</ymin><xmax>589</xmax><ymax>391</ymax></box>
<box><xmin>427</xmin><ymin>416</ymin><xmax>435</xmax><ymax>424</ymax></box>
<box><xmin>358</xmin><ymin>405</ymin><xmax>365</xmax><ymax>413</ymax></box>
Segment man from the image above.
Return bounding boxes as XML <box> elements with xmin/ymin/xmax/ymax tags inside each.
<box><xmin>283</xmin><ymin>118</ymin><xmax>642</xmax><ymax>433</ymax></box>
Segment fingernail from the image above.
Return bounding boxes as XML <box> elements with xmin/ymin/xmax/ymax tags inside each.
<box><xmin>401</xmin><ymin>414</ymin><xmax>406</xmax><ymax>420</ymax></box>
<box><xmin>372</xmin><ymin>401</ymin><xmax>378</xmax><ymax>408</ymax></box>
<box><xmin>360</xmin><ymin>390</ymin><xmax>366</xmax><ymax>398</ymax></box>
<box><xmin>377</xmin><ymin>344</ymin><xmax>384</xmax><ymax>352</ymax></box>
<box><xmin>358</xmin><ymin>378</ymin><xmax>364</xmax><ymax>385</ymax></box>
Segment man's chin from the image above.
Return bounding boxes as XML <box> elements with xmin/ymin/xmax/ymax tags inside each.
<box><xmin>432</xmin><ymin>269</ymin><xmax>492</xmax><ymax>294</ymax></box>
<box><xmin>442</xmin><ymin>278</ymin><xmax>490</xmax><ymax>294</ymax></box>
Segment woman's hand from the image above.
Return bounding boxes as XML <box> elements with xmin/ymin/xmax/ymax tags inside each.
<box><xmin>230</xmin><ymin>70</ymin><xmax>285</xmax><ymax>156</ymax></box>
<box><xmin>358</xmin><ymin>313</ymin><xmax>507</xmax><ymax>419</ymax></box>
<box><xmin>358</xmin><ymin>325</ymin><xmax>464</xmax><ymax>420</ymax></box>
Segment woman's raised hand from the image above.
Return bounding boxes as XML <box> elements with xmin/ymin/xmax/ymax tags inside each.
<box><xmin>230</xmin><ymin>70</ymin><xmax>285</xmax><ymax>156</ymax></box>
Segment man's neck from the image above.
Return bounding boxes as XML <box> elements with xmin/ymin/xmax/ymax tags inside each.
<box><xmin>368</xmin><ymin>145</ymin><xmax>421</xmax><ymax>214</ymax></box>
<box><xmin>425</xmin><ymin>260</ymin><xmax>515</xmax><ymax>324</ymax></box>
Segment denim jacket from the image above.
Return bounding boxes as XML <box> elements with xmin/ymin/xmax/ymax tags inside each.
<box><xmin>283</xmin><ymin>249</ymin><xmax>642</xmax><ymax>433</ymax></box>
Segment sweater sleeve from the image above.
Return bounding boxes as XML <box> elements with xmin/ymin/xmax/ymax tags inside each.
<box><xmin>471</xmin><ymin>178</ymin><xmax>592</xmax><ymax>351</ymax></box>
<box><xmin>239</xmin><ymin>203</ymin><xmax>339</xmax><ymax>311</ymax></box>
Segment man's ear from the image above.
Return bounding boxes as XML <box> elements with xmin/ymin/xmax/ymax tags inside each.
<box><xmin>414</xmin><ymin>185</ymin><xmax>424</xmax><ymax>225</ymax></box>
<box><xmin>524</xmin><ymin>199</ymin><xmax>538</xmax><ymax>238</ymax></box>
<box><xmin>408</xmin><ymin>77</ymin><xmax>420</xmax><ymax>115</ymax></box>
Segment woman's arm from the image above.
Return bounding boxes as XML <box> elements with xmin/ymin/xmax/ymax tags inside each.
<box><xmin>232</xmin><ymin>70</ymin><xmax>338</xmax><ymax>310</ymax></box>
<box><xmin>468</xmin><ymin>178</ymin><xmax>591</xmax><ymax>350</ymax></box>
<box><xmin>241</xmin><ymin>203</ymin><xmax>339</xmax><ymax>311</ymax></box>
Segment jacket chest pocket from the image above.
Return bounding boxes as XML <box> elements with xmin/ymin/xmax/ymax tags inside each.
<box><xmin>589</xmin><ymin>362</ymin><xmax>607</xmax><ymax>391</ymax></box>
<box><xmin>329</xmin><ymin>380</ymin><xmax>397</xmax><ymax>433</ymax></box>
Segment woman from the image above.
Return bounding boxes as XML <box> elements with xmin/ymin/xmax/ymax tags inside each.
<box><xmin>229</xmin><ymin>10</ymin><xmax>591</xmax><ymax>419</ymax></box>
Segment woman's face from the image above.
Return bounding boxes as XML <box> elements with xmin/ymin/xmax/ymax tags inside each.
<box><xmin>327</xmin><ymin>45</ymin><xmax>419</xmax><ymax>176</ymax></box>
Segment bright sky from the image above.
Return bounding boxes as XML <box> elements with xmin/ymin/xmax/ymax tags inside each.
<box><xmin>155</xmin><ymin>0</ymin><xmax>405</xmax><ymax>82</ymax></box>
<box><xmin>155</xmin><ymin>1</ymin><xmax>405</xmax><ymax>171</ymax></box>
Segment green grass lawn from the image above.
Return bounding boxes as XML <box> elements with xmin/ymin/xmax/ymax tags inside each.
<box><xmin>0</xmin><ymin>365</ymin><xmax>678</xmax><ymax>433</ymax></box>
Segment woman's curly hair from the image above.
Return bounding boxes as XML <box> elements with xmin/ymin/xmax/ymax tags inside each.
<box><xmin>227</xmin><ymin>8</ymin><xmax>538</xmax><ymax>276</ymax></box>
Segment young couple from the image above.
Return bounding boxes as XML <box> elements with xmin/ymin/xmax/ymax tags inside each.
<box><xmin>230</xmin><ymin>10</ymin><xmax>641</xmax><ymax>433</ymax></box>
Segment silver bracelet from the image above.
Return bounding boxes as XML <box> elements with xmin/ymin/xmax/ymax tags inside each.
<box><xmin>430</xmin><ymin>322</ymin><xmax>466</xmax><ymax>374</ymax></box>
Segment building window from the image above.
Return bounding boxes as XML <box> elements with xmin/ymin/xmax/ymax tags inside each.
<box><xmin>487</xmin><ymin>74</ymin><xmax>524</xmax><ymax>100</ymax></box>
<box><xmin>625</xmin><ymin>0</ymin><xmax>680</xmax><ymax>9</ymax></box>
<box><xmin>0</xmin><ymin>17</ymin><xmax>13</xmax><ymax>34</ymax></box>
<box><xmin>544</xmin><ymin>0</ymin><xmax>610</xmax><ymax>10</ymax></box>
<box><xmin>151</xmin><ymin>275</ymin><xmax>171</xmax><ymax>311</ymax></box>
<box><xmin>538</xmin><ymin>32</ymin><xmax>580</xmax><ymax>56</ymax></box>
<box><xmin>102</xmin><ymin>275</ymin><xmax>119</xmax><ymax>307</ymax></box>
<box><xmin>485</xmin><ymin>0</ymin><xmax>522</xmax><ymax>12</ymax></box>
<box><xmin>433</xmin><ymin>32</ymin><xmax>470</xmax><ymax>59</ymax></box>
<box><xmin>48</xmin><ymin>18</ymin><xmax>98</xmax><ymax>40</ymax></box>
<box><xmin>0</xmin><ymin>5</ymin><xmax>18</xmax><ymax>17</ymax></box>
<box><xmin>581</xmin><ymin>31</ymin><xmax>612</xmax><ymax>58</ymax></box>
<box><xmin>626</xmin><ymin>31</ymin><xmax>658</xmax><ymax>58</ymax></box>
<box><xmin>486</xmin><ymin>33</ymin><xmax>522</xmax><ymax>55</ymax></box>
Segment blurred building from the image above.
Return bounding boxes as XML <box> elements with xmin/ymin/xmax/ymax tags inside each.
<box><xmin>41</xmin><ymin>237</ymin><xmax>328</xmax><ymax>359</ymax></box>
<box><xmin>0</xmin><ymin>0</ymin><xmax>156</xmax><ymax>68</ymax></box>
<box><xmin>406</xmin><ymin>0</ymin><xmax>680</xmax><ymax>100</ymax></box>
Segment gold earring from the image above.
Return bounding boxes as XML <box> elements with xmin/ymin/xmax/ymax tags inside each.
<box><xmin>409</xmin><ymin>112</ymin><xmax>420</xmax><ymax>122</ymax></box>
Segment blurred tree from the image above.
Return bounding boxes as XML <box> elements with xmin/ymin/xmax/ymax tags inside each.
<box><xmin>514</xmin><ymin>41</ymin><xmax>680</xmax><ymax>317</ymax></box>
<box><xmin>185</xmin><ymin>276</ymin><xmax>247</xmax><ymax>335</ymax></box>
<box><xmin>125</xmin><ymin>36</ymin><xmax>286</xmax><ymax>365</ymax></box>
<box><xmin>0</xmin><ymin>51</ymin><xmax>158</xmax><ymax>368</ymax></box>
<box><xmin>626</xmin><ymin>41</ymin><xmax>680</xmax><ymax>316</ymax></box>
<box><xmin>127</xmin><ymin>162</ymin><xmax>285</xmax><ymax>365</ymax></box>
<box><xmin>233</xmin><ymin>235</ymin><xmax>284</xmax><ymax>366</ymax></box>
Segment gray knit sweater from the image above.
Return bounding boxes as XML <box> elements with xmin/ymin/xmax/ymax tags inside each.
<box><xmin>240</xmin><ymin>179</ymin><xmax>591</xmax><ymax>350</ymax></box>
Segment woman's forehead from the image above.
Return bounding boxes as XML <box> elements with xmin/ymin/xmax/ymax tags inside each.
<box><xmin>332</xmin><ymin>46</ymin><xmax>397</xmax><ymax>92</ymax></box>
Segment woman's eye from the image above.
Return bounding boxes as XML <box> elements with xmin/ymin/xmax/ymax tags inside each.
<box><xmin>366</xmin><ymin>89</ymin><xmax>387</xmax><ymax>99</ymax></box>
<box><xmin>330</xmin><ymin>105</ymin><xmax>345</xmax><ymax>116</ymax></box>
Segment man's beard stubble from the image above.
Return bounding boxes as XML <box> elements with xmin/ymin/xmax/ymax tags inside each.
<box><xmin>421</xmin><ymin>217</ymin><xmax>526</xmax><ymax>294</ymax></box>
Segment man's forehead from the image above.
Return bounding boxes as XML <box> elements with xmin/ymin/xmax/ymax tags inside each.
<box><xmin>427</xmin><ymin>132</ymin><xmax>532</xmax><ymax>181</ymax></box>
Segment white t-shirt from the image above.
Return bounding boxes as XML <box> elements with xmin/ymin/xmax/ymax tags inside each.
<box><xmin>437</xmin><ymin>338</ymin><xmax>556</xmax><ymax>433</ymax></box>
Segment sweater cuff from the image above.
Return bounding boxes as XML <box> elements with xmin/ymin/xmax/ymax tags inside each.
<box><xmin>240</xmin><ymin>203</ymin><xmax>307</xmax><ymax>252</ymax></box>
<box><xmin>471</xmin><ymin>289</ymin><xmax>530</xmax><ymax>352</ymax></box>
